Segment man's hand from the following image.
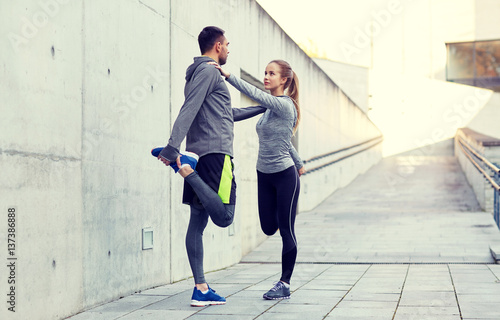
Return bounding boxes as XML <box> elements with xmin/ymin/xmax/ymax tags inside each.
<box><xmin>158</xmin><ymin>155</ymin><xmax>181</xmax><ymax>168</ymax></box>
<box><xmin>158</xmin><ymin>155</ymin><xmax>170</xmax><ymax>166</ymax></box>
<box><xmin>158</xmin><ymin>155</ymin><xmax>182</xmax><ymax>167</ymax></box>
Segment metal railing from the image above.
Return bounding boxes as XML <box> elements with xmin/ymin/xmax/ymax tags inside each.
<box><xmin>457</xmin><ymin>136</ymin><xmax>500</xmax><ymax>228</ymax></box>
<box><xmin>303</xmin><ymin>135</ymin><xmax>383</xmax><ymax>175</ymax></box>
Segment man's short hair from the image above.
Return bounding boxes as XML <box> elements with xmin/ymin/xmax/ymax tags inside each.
<box><xmin>198</xmin><ymin>26</ymin><xmax>225</xmax><ymax>54</ymax></box>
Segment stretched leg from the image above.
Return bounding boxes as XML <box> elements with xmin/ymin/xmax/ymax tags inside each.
<box><xmin>185</xmin><ymin>205</ymin><xmax>209</xmax><ymax>285</ymax></box>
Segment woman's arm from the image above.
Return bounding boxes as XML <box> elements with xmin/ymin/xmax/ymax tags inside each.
<box><xmin>289</xmin><ymin>143</ymin><xmax>305</xmax><ymax>176</ymax></box>
<box><xmin>226</xmin><ymin>74</ymin><xmax>293</xmax><ymax>118</ymax></box>
<box><xmin>210</xmin><ymin>62</ymin><xmax>293</xmax><ymax>117</ymax></box>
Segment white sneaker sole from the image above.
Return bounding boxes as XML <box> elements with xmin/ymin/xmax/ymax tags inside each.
<box><xmin>263</xmin><ymin>295</ymin><xmax>290</xmax><ymax>300</ymax></box>
<box><xmin>191</xmin><ymin>299</ymin><xmax>226</xmax><ymax>307</ymax></box>
<box><xmin>182</xmin><ymin>151</ymin><xmax>199</xmax><ymax>161</ymax></box>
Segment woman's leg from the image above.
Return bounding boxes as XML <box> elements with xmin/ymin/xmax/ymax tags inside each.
<box><xmin>275</xmin><ymin>167</ymin><xmax>300</xmax><ymax>284</ymax></box>
<box><xmin>257</xmin><ymin>170</ymin><xmax>279</xmax><ymax>236</ymax></box>
<box><xmin>185</xmin><ymin>205</ymin><xmax>209</xmax><ymax>284</ymax></box>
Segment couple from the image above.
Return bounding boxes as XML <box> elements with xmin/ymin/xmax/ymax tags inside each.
<box><xmin>157</xmin><ymin>26</ymin><xmax>306</xmax><ymax>307</ymax></box>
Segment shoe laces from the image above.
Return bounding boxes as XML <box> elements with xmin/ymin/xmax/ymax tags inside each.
<box><xmin>207</xmin><ymin>285</ymin><xmax>216</xmax><ymax>293</ymax></box>
<box><xmin>269</xmin><ymin>281</ymin><xmax>285</xmax><ymax>292</ymax></box>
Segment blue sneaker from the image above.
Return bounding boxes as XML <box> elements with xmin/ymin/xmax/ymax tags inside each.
<box><xmin>151</xmin><ymin>147</ymin><xmax>163</xmax><ymax>158</ymax></box>
<box><xmin>171</xmin><ymin>151</ymin><xmax>199</xmax><ymax>173</ymax></box>
<box><xmin>191</xmin><ymin>286</ymin><xmax>226</xmax><ymax>307</ymax></box>
<box><xmin>151</xmin><ymin>147</ymin><xmax>199</xmax><ymax>173</ymax></box>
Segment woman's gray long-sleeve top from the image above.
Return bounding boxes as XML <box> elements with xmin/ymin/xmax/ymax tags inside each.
<box><xmin>226</xmin><ymin>74</ymin><xmax>304</xmax><ymax>174</ymax></box>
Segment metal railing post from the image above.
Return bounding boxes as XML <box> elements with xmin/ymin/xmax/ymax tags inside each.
<box><xmin>495</xmin><ymin>172</ymin><xmax>500</xmax><ymax>229</ymax></box>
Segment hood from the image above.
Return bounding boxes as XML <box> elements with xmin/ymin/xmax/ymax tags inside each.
<box><xmin>185</xmin><ymin>56</ymin><xmax>215</xmax><ymax>81</ymax></box>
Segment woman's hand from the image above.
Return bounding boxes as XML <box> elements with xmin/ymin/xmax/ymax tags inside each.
<box><xmin>207</xmin><ymin>61</ymin><xmax>231</xmax><ymax>79</ymax></box>
<box><xmin>298</xmin><ymin>166</ymin><xmax>306</xmax><ymax>177</ymax></box>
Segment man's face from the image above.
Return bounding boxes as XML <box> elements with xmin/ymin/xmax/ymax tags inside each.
<box><xmin>218</xmin><ymin>37</ymin><xmax>230</xmax><ymax>65</ymax></box>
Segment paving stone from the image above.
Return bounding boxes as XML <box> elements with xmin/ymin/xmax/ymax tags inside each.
<box><xmin>66</xmin><ymin>311</ymin><xmax>126</xmax><ymax>320</ymax></box>
<box><xmin>285</xmin><ymin>289</ymin><xmax>345</xmax><ymax>305</ymax></box>
<box><xmin>394</xmin><ymin>306</ymin><xmax>461</xmax><ymax>319</ymax></box>
<box><xmin>189</xmin><ymin>315</ymin><xmax>254</xmax><ymax>320</ymax></box>
<box><xmin>194</xmin><ymin>296</ymin><xmax>278</xmax><ymax>316</ymax></box>
<box><xmin>326</xmin><ymin>306</ymin><xmax>396</xmax><ymax>318</ymax></box>
<box><xmin>119</xmin><ymin>309</ymin><xmax>196</xmax><ymax>320</ymax></box>
<box><xmin>459</xmin><ymin>302</ymin><xmax>500</xmax><ymax>319</ymax></box>
<box><xmin>86</xmin><ymin>294</ymin><xmax>168</xmax><ymax>314</ymax></box>
<box><xmin>399</xmin><ymin>291</ymin><xmax>458</xmax><ymax>307</ymax></box>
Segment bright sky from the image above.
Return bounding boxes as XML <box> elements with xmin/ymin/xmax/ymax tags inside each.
<box><xmin>256</xmin><ymin>0</ymin><xmax>392</xmax><ymax>66</ymax></box>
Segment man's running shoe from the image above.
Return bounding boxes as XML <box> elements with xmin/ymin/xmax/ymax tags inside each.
<box><xmin>191</xmin><ymin>286</ymin><xmax>226</xmax><ymax>307</ymax></box>
<box><xmin>263</xmin><ymin>281</ymin><xmax>290</xmax><ymax>300</ymax></box>
<box><xmin>151</xmin><ymin>147</ymin><xmax>199</xmax><ymax>173</ymax></box>
<box><xmin>151</xmin><ymin>147</ymin><xmax>164</xmax><ymax>158</ymax></box>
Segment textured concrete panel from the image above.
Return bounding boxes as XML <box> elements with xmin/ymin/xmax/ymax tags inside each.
<box><xmin>80</xmin><ymin>0</ymin><xmax>171</xmax><ymax>310</ymax></box>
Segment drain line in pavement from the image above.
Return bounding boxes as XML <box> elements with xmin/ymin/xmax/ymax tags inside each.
<box><xmin>241</xmin><ymin>261</ymin><xmax>496</xmax><ymax>265</ymax></box>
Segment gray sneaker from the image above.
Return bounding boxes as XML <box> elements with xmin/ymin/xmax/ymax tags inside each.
<box><xmin>263</xmin><ymin>281</ymin><xmax>290</xmax><ymax>300</ymax></box>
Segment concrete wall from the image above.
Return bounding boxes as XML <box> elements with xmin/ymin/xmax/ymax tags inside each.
<box><xmin>313</xmin><ymin>58</ymin><xmax>370</xmax><ymax>114</ymax></box>
<box><xmin>0</xmin><ymin>1</ymin><xmax>381</xmax><ymax>319</ymax></box>
<box><xmin>467</xmin><ymin>93</ymin><xmax>500</xmax><ymax>142</ymax></box>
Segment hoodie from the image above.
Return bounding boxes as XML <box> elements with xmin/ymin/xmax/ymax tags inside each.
<box><xmin>159</xmin><ymin>56</ymin><xmax>233</xmax><ymax>161</ymax></box>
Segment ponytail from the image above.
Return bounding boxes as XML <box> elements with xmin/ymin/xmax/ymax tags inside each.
<box><xmin>288</xmin><ymin>71</ymin><xmax>300</xmax><ymax>134</ymax></box>
<box><xmin>269</xmin><ymin>59</ymin><xmax>301</xmax><ymax>134</ymax></box>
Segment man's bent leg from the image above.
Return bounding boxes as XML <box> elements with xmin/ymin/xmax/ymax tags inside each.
<box><xmin>186</xmin><ymin>205</ymin><xmax>209</xmax><ymax>284</ymax></box>
<box><xmin>184</xmin><ymin>171</ymin><xmax>234</xmax><ymax>228</ymax></box>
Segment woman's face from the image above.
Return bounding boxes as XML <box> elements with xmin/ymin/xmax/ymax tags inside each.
<box><xmin>264</xmin><ymin>63</ymin><xmax>286</xmax><ymax>92</ymax></box>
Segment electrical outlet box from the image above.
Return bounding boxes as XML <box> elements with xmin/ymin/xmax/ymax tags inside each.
<box><xmin>142</xmin><ymin>228</ymin><xmax>153</xmax><ymax>250</ymax></box>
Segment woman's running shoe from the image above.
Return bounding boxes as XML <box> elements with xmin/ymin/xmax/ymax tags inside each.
<box><xmin>263</xmin><ymin>281</ymin><xmax>290</xmax><ymax>300</ymax></box>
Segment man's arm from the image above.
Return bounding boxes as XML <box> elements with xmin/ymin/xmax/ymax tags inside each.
<box><xmin>232</xmin><ymin>106</ymin><xmax>266</xmax><ymax>122</ymax></box>
<box><xmin>158</xmin><ymin>67</ymin><xmax>219</xmax><ymax>161</ymax></box>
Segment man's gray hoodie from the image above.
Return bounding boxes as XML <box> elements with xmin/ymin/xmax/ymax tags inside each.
<box><xmin>160</xmin><ymin>56</ymin><xmax>265</xmax><ymax>161</ymax></box>
<box><xmin>159</xmin><ymin>56</ymin><xmax>234</xmax><ymax>161</ymax></box>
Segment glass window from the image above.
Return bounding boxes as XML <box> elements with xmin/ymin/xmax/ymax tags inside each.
<box><xmin>475</xmin><ymin>40</ymin><xmax>500</xmax><ymax>78</ymax></box>
<box><xmin>447</xmin><ymin>42</ymin><xmax>474</xmax><ymax>80</ymax></box>
<box><xmin>446</xmin><ymin>40</ymin><xmax>500</xmax><ymax>91</ymax></box>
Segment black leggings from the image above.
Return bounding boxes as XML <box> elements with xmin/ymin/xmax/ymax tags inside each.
<box><xmin>257</xmin><ymin>166</ymin><xmax>300</xmax><ymax>284</ymax></box>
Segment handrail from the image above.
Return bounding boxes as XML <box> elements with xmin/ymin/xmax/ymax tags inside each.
<box><xmin>458</xmin><ymin>134</ymin><xmax>500</xmax><ymax>230</ymax></box>
<box><xmin>458</xmin><ymin>136</ymin><xmax>500</xmax><ymax>174</ymax></box>
<box><xmin>303</xmin><ymin>138</ymin><xmax>383</xmax><ymax>175</ymax></box>
<box><xmin>457</xmin><ymin>137</ymin><xmax>500</xmax><ymax>191</ymax></box>
<box><xmin>303</xmin><ymin>135</ymin><xmax>383</xmax><ymax>164</ymax></box>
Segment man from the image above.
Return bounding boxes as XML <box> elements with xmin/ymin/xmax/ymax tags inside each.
<box><xmin>158</xmin><ymin>26</ymin><xmax>264</xmax><ymax>307</ymax></box>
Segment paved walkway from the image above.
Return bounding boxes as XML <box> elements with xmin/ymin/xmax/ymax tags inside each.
<box><xmin>68</xmin><ymin>144</ymin><xmax>500</xmax><ymax>320</ymax></box>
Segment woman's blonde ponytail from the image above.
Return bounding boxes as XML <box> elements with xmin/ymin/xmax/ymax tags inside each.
<box><xmin>270</xmin><ymin>60</ymin><xmax>300</xmax><ymax>133</ymax></box>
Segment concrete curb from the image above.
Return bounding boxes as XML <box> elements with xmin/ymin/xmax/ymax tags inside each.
<box><xmin>489</xmin><ymin>243</ymin><xmax>500</xmax><ymax>263</ymax></box>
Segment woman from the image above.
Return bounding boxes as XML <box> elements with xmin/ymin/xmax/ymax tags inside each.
<box><xmin>213</xmin><ymin>60</ymin><xmax>306</xmax><ymax>300</ymax></box>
